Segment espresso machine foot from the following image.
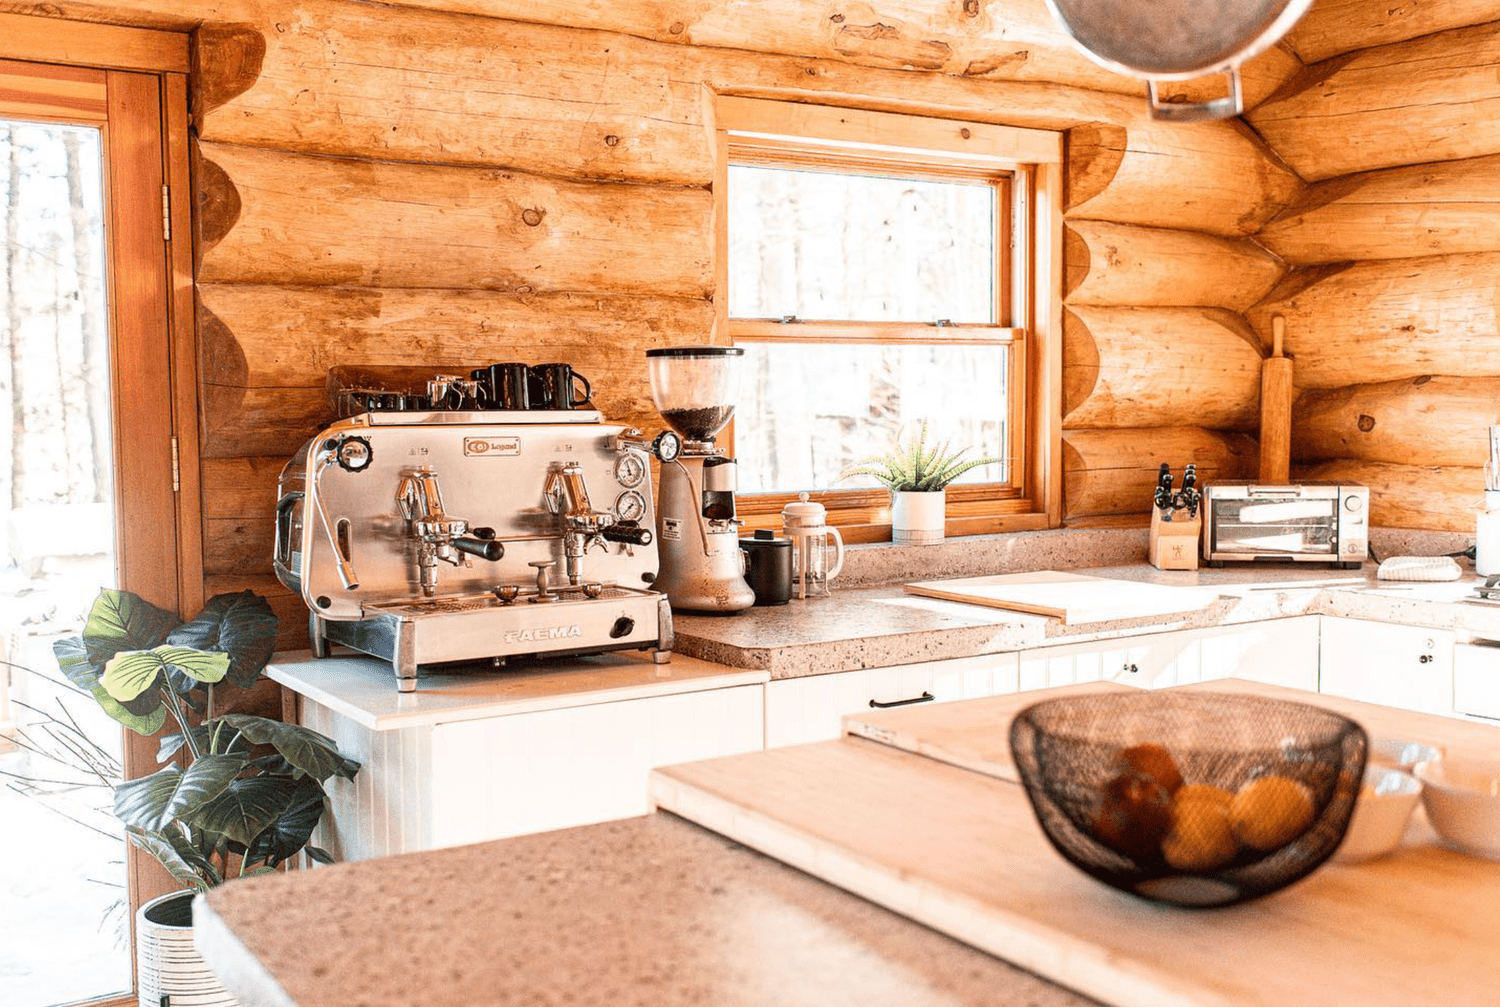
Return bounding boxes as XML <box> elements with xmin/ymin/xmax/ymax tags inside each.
<box><xmin>652</xmin><ymin>648</ymin><xmax>672</xmax><ymax>665</ymax></box>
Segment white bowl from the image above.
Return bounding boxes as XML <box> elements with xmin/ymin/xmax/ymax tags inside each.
<box><xmin>1413</xmin><ymin>758</ymin><xmax>1500</xmax><ymax>860</ymax></box>
<box><xmin>1333</xmin><ymin>765</ymin><xmax>1422</xmax><ymax>864</ymax></box>
<box><xmin>1369</xmin><ymin>738</ymin><xmax>1443</xmax><ymax>770</ymax></box>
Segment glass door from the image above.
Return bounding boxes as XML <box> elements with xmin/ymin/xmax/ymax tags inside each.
<box><xmin>1</xmin><ymin>52</ymin><xmax>194</xmax><ymax>1007</ymax></box>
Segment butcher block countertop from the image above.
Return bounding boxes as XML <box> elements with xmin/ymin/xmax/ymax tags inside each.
<box><xmin>196</xmin><ymin>681</ymin><xmax>1500</xmax><ymax>1007</ymax></box>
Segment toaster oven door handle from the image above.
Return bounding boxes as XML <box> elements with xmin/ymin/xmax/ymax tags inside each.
<box><xmin>1248</xmin><ymin>485</ymin><xmax>1303</xmax><ymax>497</ymax></box>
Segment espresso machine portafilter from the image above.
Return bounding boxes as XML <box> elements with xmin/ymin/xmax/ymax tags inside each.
<box><xmin>647</xmin><ymin>347</ymin><xmax>756</xmax><ymax>613</ymax></box>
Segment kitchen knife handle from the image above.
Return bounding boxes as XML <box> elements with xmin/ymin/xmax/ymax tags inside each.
<box><xmin>869</xmin><ymin>691</ymin><xmax>935</xmax><ymax>709</ymax></box>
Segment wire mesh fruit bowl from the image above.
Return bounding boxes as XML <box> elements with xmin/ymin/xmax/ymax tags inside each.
<box><xmin>1008</xmin><ymin>690</ymin><xmax>1367</xmax><ymax>907</ymax></box>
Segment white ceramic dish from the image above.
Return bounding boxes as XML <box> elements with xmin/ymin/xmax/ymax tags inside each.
<box><xmin>1413</xmin><ymin>758</ymin><xmax>1500</xmax><ymax>860</ymax></box>
<box><xmin>1333</xmin><ymin>765</ymin><xmax>1422</xmax><ymax>864</ymax></box>
<box><xmin>1369</xmin><ymin>738</ymin><xmax>1443</xmax><ymax>770</ymax></box>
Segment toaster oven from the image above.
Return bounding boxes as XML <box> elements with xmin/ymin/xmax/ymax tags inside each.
<box><xmin>1201</xmin><ymin>482</ymin><xmax>1368</xmax><ymax>568</ymax></box>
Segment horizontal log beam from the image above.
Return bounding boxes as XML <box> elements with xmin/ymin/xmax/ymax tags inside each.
<box><xmin>1064</xmin><ymin>121</ymin><xmax>1300</xmax><ymax>236</ymax></box>
<box><xmin>1064</xmin><ymin>306</ymin><xmax>1264</xmax><ymax>430</ymax></box>
<box><xmin>1293</xmin><ymin>376</ymin><xmax>1500</xmax><ymax>467</ymax></box>
<box><xmin>1246</xmin><ymin>254</ymin><xmax>1500</xmax><ymax>389</ymax></box>
<box><xmin>1248</xmin><ymin>24</ymin><xmax>1500</xmax><ymax>181</ymax></box>
<box><xmin>1294</xmin><ymin>459</ymin><xmax>1483</xmax><ymax>532</ymax></box>
<box><xmin>200</xmin><ymin>456</ymin><xmax>284</xmax><ymax>519</ymax></box>
<box><xmin>1283</xmin><ymin>0</ymin><xmax>1497</xmax><ymax>63</ymax></box>
<box><xmin>1259</xmin><ymin>154</ymin><xmax>1500</xmax><ymax>265</ymax></box>
<box><xmin>1064</xmin><ymin>220</ymin><xmax>1286</xmax><ymax>310</ymax></box>
<box><xmin>195</xmin><ymin>141</ymin><xmax>714</xmax><ymax>297</ymax></box>
<box><xmin>1063</xmin><ymin>426</ymin><xmax>1258</xmax><ymax>519</ymax></box>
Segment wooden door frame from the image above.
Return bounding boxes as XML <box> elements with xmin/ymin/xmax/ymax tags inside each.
<box><xmin>1</xmin><ymin>15</ymin><xmax>200</xmax><ymax>1007</ymax></box>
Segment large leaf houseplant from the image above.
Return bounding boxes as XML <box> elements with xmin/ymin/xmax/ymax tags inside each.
<box><xmin>55</xmin><ymin>589</ymin><xmax>360</xmax><ymax>892</ymax></box>
<box><xmin>838</xmin><ymin>420</ymin><xmax>1001</xmax><ymax>544</ymax></box>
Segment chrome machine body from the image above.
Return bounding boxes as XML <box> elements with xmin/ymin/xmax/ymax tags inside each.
<box><xmin>274</xmin><ymin>407</ymin><xmax>677</xmax><ymax>691</ymax></box>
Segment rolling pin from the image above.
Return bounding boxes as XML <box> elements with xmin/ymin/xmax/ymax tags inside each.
<box><xmin>1258</xmin><ymin>315</ymin><xmax>1292</xmax><ymax>482</ymax></box>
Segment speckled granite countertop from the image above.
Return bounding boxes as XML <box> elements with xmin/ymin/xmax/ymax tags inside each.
<box><xmin>674</xmin><ymin>561</ymin><xmax>1500</xmax><ymax>677</ymax></box>
<box><xmin>194</xmin><ymin>813</ymin><xmax>1100</xmax><ymax>1007</ymax></box>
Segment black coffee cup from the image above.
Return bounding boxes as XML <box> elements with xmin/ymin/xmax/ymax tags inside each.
<box><xmin>739</xmin><ymin>530</ymin><xmax>792</xmax><ymax>606</ymax></box>
<box><xmin>466</xmin><ymin>369</ymin><xmax>497</xmax><ymax>409</ymax></box>
<box><xmin>484</xmin><ymin>362</ymin><xmax>535</xmax><ymax>410</ymax></box>
<box><xmin>534</xmin><ymin>363</ymin><xmax>592</xmax><ymax>410</ymax></box>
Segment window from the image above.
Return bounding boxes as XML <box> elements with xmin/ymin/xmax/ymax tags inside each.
<box><xmin>715</xmin><ymin>99</ymin><xmax>1063</xmax><ymax>540</ymax></box>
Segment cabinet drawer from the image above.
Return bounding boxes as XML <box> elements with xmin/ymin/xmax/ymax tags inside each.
<box><xmin>764</xmin><ymin>654</ymin><xmax>1019</xmax><ymax>749</ymax></box>
<box><xmin>1017</xmin><ymin>631</ymin><xmax>1202</xmax><ymax>692</ymax></box>
<box><xmin>1455</xmin><ymin>643</ymin><xmax>1500</xmax><ymax>721</ymax></box>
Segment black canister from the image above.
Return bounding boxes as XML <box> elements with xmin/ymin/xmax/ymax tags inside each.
<box><xmin>739</xmin><ymin>529</ymin><xmax>792</xmax><ymax>606</ymax></box>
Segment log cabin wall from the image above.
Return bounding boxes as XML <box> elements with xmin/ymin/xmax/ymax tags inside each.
<box><xmin>1245</xmin><ymin>3</ymin><xmax>1500</xmax><ymax>532</ymax></box>
<box><xmin>4</xmin><ymin>0</ymin><xmax>1312</xmax><ymax>641</ymax></box>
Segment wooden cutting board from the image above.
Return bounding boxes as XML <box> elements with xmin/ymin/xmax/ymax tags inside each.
<box><xmin>651</xmin><ymin>730</ymin><xmax>1500</xmax><ymax>1007</ymax></box>
<box><xmin>904</xmin><ymin>570</ymin><xmax>1221</xmax><ymax>623</ymax></box>
<box><xmin>842</xmin><ymin>680</ymin><xmax>1132</xmax><ymax>782</ymax></box>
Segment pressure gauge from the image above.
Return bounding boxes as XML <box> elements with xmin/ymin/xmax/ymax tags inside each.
<box><xmin>615</xmin><ymin>490</ymin><xmax>648</xmax><ymax>523</ymax></box>
<box><xmin>614</xmin><ymin>452</ymin><xmax>647</xmax><ymax>488</ymax></box>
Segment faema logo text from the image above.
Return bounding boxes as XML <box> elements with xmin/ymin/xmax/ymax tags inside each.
<box><xmin>504</xmin><ymin>625</ymin><xmax>583</xmax><ymax>645</ymax></box>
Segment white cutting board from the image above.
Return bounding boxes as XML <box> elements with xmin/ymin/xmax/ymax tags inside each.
<box><xmin>904</xmin><ymin>570</ymin><xmax>1220</xmax><ymax>624</ymax></box>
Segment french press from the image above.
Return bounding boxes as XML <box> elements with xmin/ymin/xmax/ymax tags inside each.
<box><xmin>780</xmin><ymin>492</ymin><xmax>845</xmax><ymax>599</ymax></box>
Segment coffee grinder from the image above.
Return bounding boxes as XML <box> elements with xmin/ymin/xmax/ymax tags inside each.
<box><xmin>647</xmin><ymin>346</ymin><xmax>756</xmax><ymax>613</ymax></box>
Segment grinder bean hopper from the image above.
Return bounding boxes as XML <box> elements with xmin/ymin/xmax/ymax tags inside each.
<box><xmin>647</xmin><ymin>346</ymin><xmax>755</xmax><ymax>613</ymax></box>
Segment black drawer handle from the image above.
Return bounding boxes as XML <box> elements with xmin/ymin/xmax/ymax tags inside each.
<box><xmin>1419</xmin><ymin>654</ymin><xmax>1432</xmax><ymax>664</ymax></box>
<box><xmin>870</xmin><ymin>691</ymin><xmax>935</xmax><ymax>709</ymax></box>
<box><xmin>1124</xmin><ymin>663</ymin><xmax>1139</xmax><ymax>674</ymax></box>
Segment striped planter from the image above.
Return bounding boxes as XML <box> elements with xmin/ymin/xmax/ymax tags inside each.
<box><xmin>136</xmin><ymin>891</ymin><xmax>238</xmax><ymax>1007</ymax></box>
<box><xmin>891</xmin><ymin>490</ymin><xmax>946</xmax><ymax>545</ymax></box>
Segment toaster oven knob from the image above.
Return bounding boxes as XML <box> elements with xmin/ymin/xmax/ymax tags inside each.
<box><xmin>1344</xmin><ymin>495</ymin><xmax>1363</xmax><ymax>512</ymax></box>
<box><xmin>609</xmin><ymin>616</ymin><xmax>636</xmax><ymax>639</ymax></box>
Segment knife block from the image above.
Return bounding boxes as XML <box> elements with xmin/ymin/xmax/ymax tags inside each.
<box><xmin>1149</xmin><ymin>508</ymin><xmax>1201</xmax><ymax>571</ymax></box>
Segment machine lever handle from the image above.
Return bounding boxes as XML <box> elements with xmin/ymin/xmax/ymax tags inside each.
<box><xmin>453</xmin><ymin>537</ymin><xmax>504</xmax><ymax>561</ymax></box>
<box><xmin>602</xmin><ymin>522</ymin><xmax>653</xmax><ymax>546</ymax></box>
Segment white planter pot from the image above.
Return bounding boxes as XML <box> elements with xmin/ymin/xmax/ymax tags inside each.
<box><xmin>891</xmin><ymin>490</ymin><xmax>946</xmax><ymax>545</ymax></box>
<box><xmin>137</xmin><ymin>891</ymin><xmax>238</xmax><ymax>1007</ymax></box>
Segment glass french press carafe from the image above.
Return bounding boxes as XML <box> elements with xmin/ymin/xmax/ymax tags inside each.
<box><xmin>780</xmin><ymin>492</ymin><xmax>845</xmax><ymax>599</ymax></box>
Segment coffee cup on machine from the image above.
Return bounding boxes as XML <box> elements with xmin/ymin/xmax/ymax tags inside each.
<box><xmin>533</xmin><ymin>363</ymin><xmax>592</xmax><ymax>409</ymax></box>
<box><xmin>483</xmin><ymin>362</ymin><xmax>538</xmax><ymax>410</ymax></box>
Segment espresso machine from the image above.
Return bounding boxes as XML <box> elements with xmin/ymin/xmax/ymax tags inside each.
<box><xmin>273</xmin><ymin>367</ymin><xmax>680</xmax><ymax>691</ymax></box>
<box><xmin>647</xmin><ymin>346</ymin><xmax>756</xmax><ymax>613</ymax></box>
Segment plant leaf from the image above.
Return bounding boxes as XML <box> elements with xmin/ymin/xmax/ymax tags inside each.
<box><xmin>244</xmin><ymin>776</ymin><xmax>328</xmax><ymax>867</ymax></box>
<box><xmin>217</xmin><ymin>715</ymin><xmax>349</xmax><ymax>783</ymax></box>
<box><xmin>305</xmin><ymin>845</ymin><xmax>335</xmax><ymax>865</ymax></box>
<box><xmin>167</xmin><ymin>592</ymin><xmax>279</xmax><ymax>690</ymax></box>
<box><xmin>53</xmin><ymin>637</ymin><xmax>166</xmax><ymax>735</ymax></box>
<box><xmin>126</xmin><ymin>824</ymin><xmax>218</xmax><ymax>891</ymax></box>
<box><xmin>157</xmin><ymin>726</ymin><xmax>214</xmax><ymax>763</ymax></box>
<box><xmin>83</xmin><ymin>590</ymin><xmax>180</xmax><ymax>668</ymax></box>
<box><xmin>195</xmin><ymin>777</ymin><xmax>300</xmax><ymax>848</ymax></box>
<box><xmin>115</xmin><ymin>756</ymin><xmax>247</xmax><ymax>830</ymax></box>
<box><xmin>102</xmin><ymin>646</ymin><xmax>230</xmax><ymax>704</ymax></box>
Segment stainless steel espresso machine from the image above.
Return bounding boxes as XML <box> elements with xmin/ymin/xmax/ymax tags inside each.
<box><xmin>647</xmin><ymin>347</ymin><xmax>756</xmax><ymax>613</ymax></box>
<box><xmin>273</xmin><ymin>371</ymin><xmax>681</xmax><ymax>691</ymax></box>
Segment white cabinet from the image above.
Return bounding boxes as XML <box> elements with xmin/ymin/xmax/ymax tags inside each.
<box><xmin>764</xmin><ymin>653</ymin><xmax>1019</xmax><ymax>749</ymax></box>
<box><xmin>1319</xmin><ymin>617</ymin><xmax>1454</xmax><ymax>716</ymax></box>
<box><xmin>1015</xmin><ymin>618</ymin><xmax>1320</xmax><ymax>693</ymax></box>
<box><xmin>1199</xmin><ymin>617</ymin><xmax>1320</xmax><ymax>691</ymax></box>
<box><xmin>1454</xmin><ymin>642</ymin><xmax>1500</xmax><ymax>723</ymax></box>
<box><xmin>305</xmin><ymin>684</ymin><xmax>764</xmax><ymax>860</ymax></box>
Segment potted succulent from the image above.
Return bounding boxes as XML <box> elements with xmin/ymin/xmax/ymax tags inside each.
<box><xmin>54</xmin><ymin>588</ymin><xmax>360</xmax><ymax>1006</ymax></box>
<box><xmin>838</xmin><ymin>420</ymin><xmax>1001</xmax><ymax>544</ymax></box>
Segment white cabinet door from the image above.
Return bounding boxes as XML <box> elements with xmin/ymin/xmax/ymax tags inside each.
<box><xmin>428</xmin><ymin>684</ymin><xmax>763</xmax><ymax>848</ymax></box>
<box><xmin>1454</xmin><ymin>642</ymin><xmax>1500</xmax><ymax>723</ymax></box>
<box><xmin>1017</xmin><ymin>631</ymin><xmax>1203</xmax><ymax>691</ymax></box>
<box><xmin>1198</xmin><ymin>617</ymin><xmax>1320</xmax><ymax>691</ymax></box>
<box><xmin>1319</xmin><ymin>617</ymin><xmax>1454</xmax><ymax>715</ymax></box>
<box><xmin>764</xmin><ymin>653</ymin><xmax>1019</xmax><ymax>749</ymax></box>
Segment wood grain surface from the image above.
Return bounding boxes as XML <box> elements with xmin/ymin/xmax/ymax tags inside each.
<box><xmin>903</xmin><ymin>571</ymin><xmax>1221</xmax><ymax>623</ymax></box>
<box><xmin>652</xmin><ymin>683</ymin><xmax>1500</xmax><ymax>1007</ymax></box>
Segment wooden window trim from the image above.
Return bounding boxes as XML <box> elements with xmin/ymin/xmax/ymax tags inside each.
<box><xmin>2</xmin><ymin>17</ymin><xmax>200</xmax><ymax>1006</ymax></box>
<box><xmin>713</xmin><ymin>97</ymin><xmax>1063</xmax><ymax>539</ymax></box>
